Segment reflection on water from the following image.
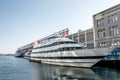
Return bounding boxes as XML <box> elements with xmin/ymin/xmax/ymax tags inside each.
<box><xmin>31</xmin><ymin>62</ymin><xmax>101</xmax><ymax>80</ymax></box>
<box><xmin>92</xmin><ymin>68</ymin><xmax>120</xmax><ymax>80</ymax></box>
<box><xmin>0</xmin><ymin>56</ymin><xmax>120</xmax><ymax>80</ymax></box>
<box><xmin>31</xmin><ymin>62</ymin><xmax>120</xmax><ymax>80</ymax></box>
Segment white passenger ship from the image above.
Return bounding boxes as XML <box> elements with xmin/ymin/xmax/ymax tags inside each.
<box><xmin>30</xmin><ymin>36</ymin><xmax>113</xmax><ymax>68</ymax></box>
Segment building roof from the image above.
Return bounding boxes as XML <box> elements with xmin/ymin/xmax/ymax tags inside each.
<box><xmin>93</xmin><ymin>3</ymin><xmax>120</xmax><ymax>17</ymax></box>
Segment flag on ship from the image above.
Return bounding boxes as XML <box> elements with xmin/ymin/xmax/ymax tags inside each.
<box><xmin>63</xmin><ymin>31</ymin><xmax>68</xmax><ymax>36</ymax></box>
<box><xmin>37</xmin><ymin>40</ymin><xmax>41</xmax><ymax>44</ymax></box>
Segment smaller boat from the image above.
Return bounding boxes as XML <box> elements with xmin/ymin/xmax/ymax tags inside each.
<box><xmin>95</xmin><ymin>47</ymin><xmax>120</xmax><ymax>68</ymax></box>
<box><xmin>14</xmin><ymin>52</ymin><xmax>23</xmax><ymax>57</ymax></box>
<box><xmin>105</xmin><ymin>47</ymin><xmax>120</xmax><ymax>60</ymax></box>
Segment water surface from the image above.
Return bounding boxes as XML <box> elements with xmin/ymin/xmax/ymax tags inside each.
<box><xmin>0</xmin><ymin>56</ymin><xmax>120</xmax><ymax>80</ymax></box>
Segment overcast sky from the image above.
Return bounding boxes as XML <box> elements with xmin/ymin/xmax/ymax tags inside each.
<box><xmin>0</xmin><ymin>0</ymin><xmax>120</xmax><ymax>54</ymax></box>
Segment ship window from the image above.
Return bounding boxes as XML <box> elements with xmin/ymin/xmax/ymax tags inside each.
<box><xmin>34</xmin><ymin>41</ymin><xmax>78</xmax><ymax>51</ymax></box>
<box><xmin>67</xmin><ymin>48</ymin><xmax>70</xmax><ymax>50</ymax></box>
<box><xmin>69</xmin><ymin>48</ymin><xmax>72</xmax><ymax>50</ymax></box>
<box><xmin>59</xmin><ymin>48</ymin><xmax>63</xmax><ymax>51</ymax></box>
<box><xmin>57</xmin><ymin>42</ymin><xmax>59</xmax><ymax>45</ymax></box>
<box><xmin>64</xmin><ymin>42</ymin><xmax>66</xmax><ymax>44</ymax></box>
<box><xmin>63</xmin><ymin>48</ymin><xmax>65</xmax><ymax>51</ymax></box>
<box><xmin>77</xmin><ymin>47</ymin><xmax>82</xmax><ymax>49</ymax></box>
<box><xmin>56</xmin><ymin>42</ymin><xmax>58</xmax><ymax>45</ymax></box>
<box><xmin>53</xmin><ymin>43</ymin><xmax>55</xmax><ymax>46</ymax></box>
<box><xmin>61</xmin><ymin>42</ymin><xmax>63</xmax><ymax>44</ymax></box>
<box><xmin>73</xmin><ymin>48</ymin><xmax>76</xmax><ymax>50</ymax></box>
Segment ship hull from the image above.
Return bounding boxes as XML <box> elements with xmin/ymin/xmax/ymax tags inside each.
<box><xmin>39</xmin><ymin>59</ymin><xmax>101</xmax><ymax>68</ymax></box>
<box><xmin>30</xmin><ymin>57</ymin><xmax>102</xmax><ymax>68</ymax></box>
<box><xmin>30</xmin><ymin>48</ymin><xmax>113</xmax><ymax>68</ymax></box>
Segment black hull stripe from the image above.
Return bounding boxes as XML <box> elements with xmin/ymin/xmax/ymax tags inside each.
<box><xmin>31</xmin><ymin>56</ymin><xmax>105</xmax><ymax>59</ymax></box>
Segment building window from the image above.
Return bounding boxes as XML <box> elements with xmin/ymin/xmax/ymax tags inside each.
<box><xmin>98</xmin><ymin>29</ymin><xmax>106</xmax><ymax>38</ymax></box>
<box><xmin>108</xmin><ymin>14</ymin><xmax>118</xmax><ymax>24</ymax></box>
<box><xmin>97</xmin><ymin>18</ymin><xmax>104</xmax><ymax>27</ymax></box>
<box><xmin>73</xmin><ymin>35</ymin><xmax>78</xmax><ymax>42</ymax></box>
<box><xmin>109</xmin><ymin>25</ymin><xmax>119</xmax><ymax>36</ymax></box>
<box><xmin>80</xmin><ymin>38</ymin><xmax>85</xmax><ymax>42</ymax></box>
<box><xmin>111</xmin><ymin>40</ymin><xmax>120</xmax><ymax>46</ymax></box>
<box><xmin>98</xmin><ymin>42</ymin><xmax>107</xmax><ymax>47</ymax></box>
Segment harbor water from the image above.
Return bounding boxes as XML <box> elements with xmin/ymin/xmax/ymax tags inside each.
<box><xmin>0</xmin><ymin>56</ymin><xmax>120</xmax><ymax>80</ymax></box>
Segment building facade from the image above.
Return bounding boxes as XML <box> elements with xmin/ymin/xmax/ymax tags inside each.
<box><xmin>93</xmin><ymin>4</ymin><xmax>120</xmax><ymax>48</ymax></box>
<box><xmin>67</xmin><ymin>28</ymin><xmax>94</xmax><ymax>49</ymax></box>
